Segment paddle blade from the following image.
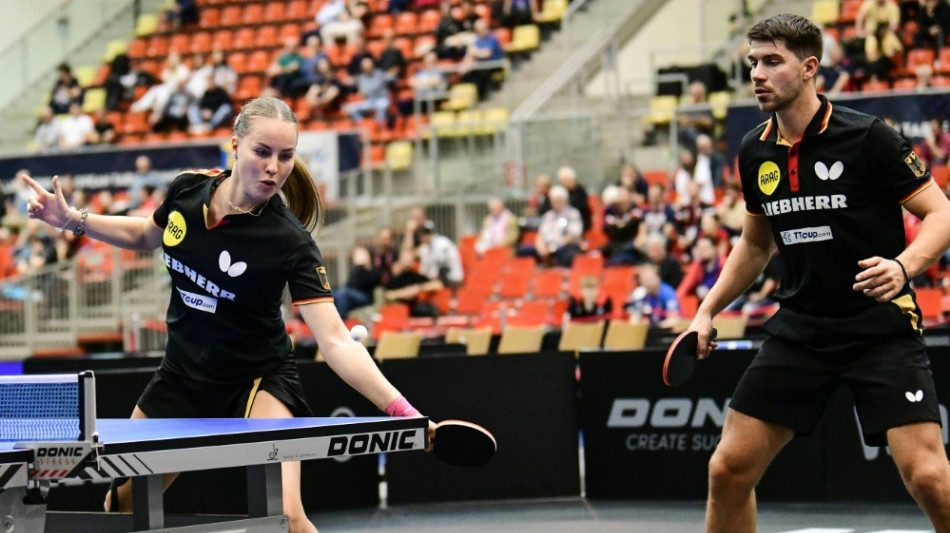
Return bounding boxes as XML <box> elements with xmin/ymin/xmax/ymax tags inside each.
<box><xmin>432</xmin><ymin>420</ymin><xmax>496</xmax><ymax>467</ymax></box>
<box><xmin>662</xmin><ymin>328</ymin><xmax>716</xmax><ymax>387</ymax></box>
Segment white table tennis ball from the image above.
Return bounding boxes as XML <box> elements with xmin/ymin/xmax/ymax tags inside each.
<box><xmin>350</xmin><ymin>324</ymin><xmax>368</xmax><ymax>342</ymax></box>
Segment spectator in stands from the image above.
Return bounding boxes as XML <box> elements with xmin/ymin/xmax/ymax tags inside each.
<box><xmin>819</xmin><ymin>23</ymin><xmax>839</xmax><ymax>68</ymax></box>
<box><xmin>567</xmin><ymin>275</ymin><xmax>613</xmax><ymax>321</ymax></box>
<box><xmin>293</xmin><ymin>35</ymin><xmax>330</xmax><ymax>96</ymax></box>
<box><xmin>726</xmin><ymin>253</ymin><xmax>783</xmax><ymax>317</ymax></box>
<box><xmin>151</xmin><ymin>78</ymin><xmax>195</xmax><ymax>133</ymax></box>
<box><xmin>494</xmin><ymin>0</ymin><xmax>540</xmax><ymax>29</ymax></box>
<box><xmin>694</xmin><ymin>133</ymin><xmax>726</xmax><ymax>190</ymax></box>
<box><xmin>715</xmin><ymin>182</ymin><xmax>745</xmax><ymax>237</ymax></box>
<box><xmin>460</xmin><ymin>19</ymin><xmax>505</xmax><ymax>100</ymax></box>
<box><xmin>334</xmin><ymin>246</ymin><xmax>383</xmax><ymax>318</ymax></box>
<box><xmin>371</xmin><ymin>227</ymin><xmax>399</xmax><ymax>279</ymax></box>
<box><xmin>130</xmin><ymin>50</ymin><xmax>190</xmax><ymax>117</ymax></box>
<box><xmin>600</xmin><ymin>185</ymin><xmax>641</xmax><ymax>265</ymax></box>
<box><xmin>673</xmin><ymin>149</ymin><xmax>714</xmax><ymax>206</ymax></box>
<box><xmin>532</xmin><ymin>185</ymin><xmax>583</xmax><ymax>267</ymax></box>
<box><xmin>693</xmin><ymin>212</ymin><xmax>731</xmax><ymax>259</ymax></box>
<box><xmin>320</xmin><ymin>0</ymin><xmax>365</xmax><ymax>45</ymax></box>
<box><xmin>919</xmin><ymin>118</ymin><xmax>950</xmax><ymax>167</ymax></box>
<box><xmin>378</xmin><ymin>29</ymin><xmax>408</xmax><ymax>79</ymax></box>
<box><xmin>186</xmin><ymin>53</ymin><xmax>212</xmax><ymax>99</ymax></box>
<box><xmin>388</xmin><ymin>0</ymin><xmax>415</xmax><ymax>13</ymax></box>
<box><xmin>303</xmin><ymin>58</ymin><xmax>342</xmax><ymax>119</ymax></box>
<box><xmin>90</xmin><ymin>109</ymin><xmax>117</xmax><ymax>146</ymax></box>
<box><xmin>617</xmin><ymin>163</ymin><xmax>648</xmax><ymax>206</ymax></box>
<box><xmin>475</xmin><ymin>197</ymin><xmax>519</xmax><ymax>254</ymax></box>
<box><xmin>16</xmin><ymin>232</ymin><xmax>52</xmax><ymax>275</ymax></box>
<box><xmin>343</xmin><ymin>57</ymin><xmax>394</xmax><ymax>127</ymax></box>
<box><xmin>434</xmin><ymin>0</ymin><xmax>477</xmax><ymax>59</ymax></box>
<box><xmin>914</xmin><ymin>0</ymin><xmax>950</xmax><ymax>52</ymax></box>
<box><xmin>103</xmin><ymin>52</ymin><xmax>133</xmax><ymax>111</ymax></box>
<box><xmin>57</xmin><ymin>103</ymin><xmax>95</xmax><ymax>151</ymax></box>
<box><xmin>677</xmin><ymin>81</ymin><xmax>715</xmax><ymax>148</ymax></box>
<box><xmin>266</xmin><ymin>37</ymin><xmax>305</xmax><ymax>98</ymax></box>
<box><xmin>642</xmin><ymin>234</ymin><xmax>684</xmax><ymax>288</ymax></box>
<box><xmin>187</xmin><ymin>75</ymin><xmax>233</xmax><ymax>134</ymax></box>
<box><xmin>129</xmin><ymin>184</ymin><xmax>160</xmax><ymax>218</ymax></box>
<box><xmin>557</xmin><ymin>165</ymin><xmax>592</xmax><ymax>231</ymax></box>
<box><xmin>345</xmin><ymin>37</ymin><xmax>375</xmax><ymax>80</ymax></box>
<box><xmin>635</xmin><ymin>183</ymin><xmax>678</xmax><ymax>252</ymax></box>
<box><xmin>416</xmin><ymin>220</ymin><xmax>464</xmax><ymax>287</ymax></box>
<box><xmin>400</xmin><ymin>206</ymin><xmax>428</xmax><ymax>256</ymax></box>
<box><xmin>857</xmin><ymin>0</ymin><xmax>903</xmax><ymax>81</ymax></box>
<box><xmin>128</xmin><ymin>155</ymin><xmax>165</xmax><ymax>211</ymax></box>
<box><xmin>384</xmin><ymin>249</ymin><xmax>444</xmax><ymax>316</ymax></box>
<box><xmin>164</xmin><ymin>0</ymin><xmax>198</xmax><ymax>31</ymax></box>
<box><xmin>675</xmin><ymin>181</ymin><xmax>711</xmax><ymax>255</ymax></box>
<box><xmin>400</xmin><ymin>51</ymin><xmax>447</xmax><ymax>116</ymax></box>
<box><xmin>676</xmin><ymin>235</ymin><xmax>725</xmax><ymax>303</ymax></box>
<box><xmin>817</xmin><ymin>42</ymin><xmax>853</xmax><ymax>94</ymax></box>
<box><xmin>48</xmin><ymin>63</ymin><xmax>83</xmax><ymax>115</ymax></box>
<box><xmin>626</xmin><ymin>263</ymin><xmax>680</xmax><ymax>327</ymax></box>
<box><xmin>33</xmin><ymin>108</ymin><xmax>60</xmax><ymax>152</ymax></box>
<box><xmin>208</xmin><ymin>48</ymin><xmax>238</xmax><ymax>96</ymax></box>
<box><xmin>524</xmin><ymin>173</ymin><xmax>552</xmax><ymax>219</ymax></box>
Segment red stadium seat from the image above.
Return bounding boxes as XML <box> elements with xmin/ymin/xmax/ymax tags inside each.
<box><xmin>212</xmin><ymin>29</ymin><xmax>234</xmax><ymax>51</ymax></box>
<box><xmin>287</xmin><ymin>0</ymin><xmax>309</xmax><ymax>20</ymax></box>
<box><xmin>906</xmin><ymin>48</ymin><xmax>935</xmax><ymax>72</ymax></box>
<box><xmin>234</xmin><ymin>27</ymin><xmax>257</xmax><ymax>49</ymax></box>
<box><xmin>366</xmin><ymin>14</ymin><xmax>394</xmax><ymax>39</ymax></box>
<box><xmin>532</xmin><ymin>269</ymin><xmax>565</xmax><ymax>299</ymax></box>
<box><xmin>191</xmin><ymin>31</ymin><xmax>213</xmax><ymax>54</ymax></box>
<box><xmin>128</xmin><ymin>38</ymin><xmax>147</xmax><ymax>59</ymax></box>
<box><xmin>256</xmin><ymin>26</ymin><xmax>279</xmax><ymax>48</ymax></box>
<box><xmin>146</xmin><ymin>36</ymin><xmax>169</xmax><ymax>58</ymax></box>
<box><xmin>235</xmin><ymin>75</ymin><xmax>264</xmax><ymax>100</ymax></box>
<box><xmin>169</xmin><ymin>33</ymin><xmax>190</xmax><ymax>54</ymax></box>
<box><xmin>247</xmin><ymin>50</ymin><xmax>272</xmax><ymax>73</ymax></box>
<box><xmin>227</xmin><ymin>51</ymin><xmax>248</xmax><ymax>73</ymax></box>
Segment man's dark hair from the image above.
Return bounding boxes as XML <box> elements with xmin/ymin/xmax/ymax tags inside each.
<box><xmin>747</xmin><ymin>13</ymin><xmax>822</xmax><ymax>62</ymax></box>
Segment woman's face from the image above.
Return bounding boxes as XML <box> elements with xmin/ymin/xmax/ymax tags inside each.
<box><xmin>231</xmin><ymin>117</ymin><xmax>298</xmax><ymax>205</ymax></box>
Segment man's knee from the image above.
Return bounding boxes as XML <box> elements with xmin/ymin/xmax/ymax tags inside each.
<box><xmin>708</xmin><ymin>446</ymin><xmax>760</xmax><ymax>494</ymax></box>
<box><xmin>902</xmin><ymin>459</ymin><xmax>950</xmax><ymax>499</ymax></box>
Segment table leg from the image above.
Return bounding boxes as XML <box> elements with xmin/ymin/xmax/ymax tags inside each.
<box><xmin>246</xmin><ymin>463</ymin><xmax>282</xmax><ymax>518</ymax></box>
<box><xmin>131</xmin><ymin>474</ymin><xmax>163</xmax><ymax>531</ymax></box>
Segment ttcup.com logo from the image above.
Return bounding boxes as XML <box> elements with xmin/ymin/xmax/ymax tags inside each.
<box><xmin>607</xmin><ymin>398</ymin><xmax>728</xmax><ymax>452</ymax></box>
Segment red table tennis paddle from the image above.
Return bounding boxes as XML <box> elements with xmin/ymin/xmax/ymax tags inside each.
<box><xmin>662</xmin><ymin>328</ymin><xmax>717</xmax><ymax>387</ymax></box>
<box><xmin>431</xmin><ymin>420</ymin><xmax>496</xmax><ymax>467</ymax></box>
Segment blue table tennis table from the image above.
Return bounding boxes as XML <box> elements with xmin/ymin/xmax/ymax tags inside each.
<box><xmin>0</xmin><ymin>416</ymin><xmax>429</xmax><ymax>532</ymax></box>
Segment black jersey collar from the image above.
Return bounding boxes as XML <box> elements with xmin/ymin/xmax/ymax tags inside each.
<box><xmin>758</xmin><ymin>94</ymin><xmax>833</xmax><ymax>143</ymax></box>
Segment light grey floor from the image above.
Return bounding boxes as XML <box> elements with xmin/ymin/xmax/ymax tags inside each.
<box><xmin>311</xmin><ymin>499</ymin><xmax>934</xmax><ymax>532</ymax></box>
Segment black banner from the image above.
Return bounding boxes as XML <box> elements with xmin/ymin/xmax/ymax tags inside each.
<box><xmin>383</xmin><ymin>352</ymin><xmax>580</xmax><ymax>504</ymax></box>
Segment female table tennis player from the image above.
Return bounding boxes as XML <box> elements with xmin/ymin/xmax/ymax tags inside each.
<box><xmin>22</xmin><ymin>96</ymin><xmax>432</xmax><ymax>533</ymax></box>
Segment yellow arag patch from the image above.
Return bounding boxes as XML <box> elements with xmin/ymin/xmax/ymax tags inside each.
<box><xmin>163</xmin><ymin>211</ymin><xmax>187</xmax><ymax>247</ymax></box>
<box><xmin>758</xmin><ymin>161</ymin><xmax>781</xmax><ymax>196</ymax></box>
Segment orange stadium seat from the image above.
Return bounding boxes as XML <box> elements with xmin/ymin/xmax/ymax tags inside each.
<box><xmin>265</xmin><ymin>2</ymin><xmax>288</xmax><ymax>22</ymax></box>
<box><xmin>235</xmin><ymin>75</ymin><xmax>264</xmax><ymax>100</ymax></box>
<box><xmin>191</xmin><ymin>31</ymin><xmax>213</xmax><ymax>54</ymax></box>
<box><xmin>395</xmin><ymin>12</ymin><xmax>418</xmax><ymax>35</ymax></box>
<box><xmin>212</xmin><ymin>29</ymin><xmax>234</xmax><ymax>51</ymax></box>
<box><xmin>220</xmin><ymin>5</ymin><xmax>242</xmax><ymax>26</ymax></box>
<box><xmin>234</xmin><ymin>27</ymin><xmax>257</xmax><ymax>49</ymax></box>
<box><xmin>128</xmin><ymin>38</ymin><xmax>147</xmax><ymax>59</ymax></box>
<box><xmin>169</xmin><ymin>33</ymin><xmax>190</xmax><ymax>54</ymax></box>
<box><xmin>419</xmin><ymin>9</ymin><xmax>441</xmax><ymax>33</ymax></box>
<box><xmin>242</xmin><ymin>4</ymin><xmax>265</xmax><ymax>24</ymax></box>
<box><xmin>199</xmin><ymin>7</ymin><xmax>220</xmax><ymax>27</ymax></box>
<box><xmin>916</xmin><ymin>288</ymin><xmax>944</xmax><ymax>322</ymax></box>
<box><xmin>247</xmin><ymin>50</ymin><xmax>272</xmax><ymax>73</ymax></box>
<box><xmin>146</xmin><ymin>36</ymin><xmax>169</xmax><ymax>57</ymax></box>
<box><xmin>838</xmin><ymin>0</ymin><xmax>862</xmax><ymax>23</ymax></box>
<box><xmin>906</xmin><ymin>49</ymin><xmax>935</xmax><ymax>71</ymax></box>
<box><xmin>366</xmin><ymin>14</ymin><xmax>394</xmax><ymax>38</ymax></box>
<box><xmin>862</xmin><ymin>79</ymin><xmax>890</xmax><ymax>92</ymax></box>
<box><xmin>228</xmin><ymin>51</ymin><xmax>248</xmax><ymax>72</ymax></box>
<box><xmin>932</xmin><ymin>165</ymin><xmax>949</xmax><ymax>191</ymax></box>
<box><xmin>288</xmin><ymin>0</ymin><xmax>309</xmax><ymax>20</ymax></box>
<box><xmin>256</xmin><ymin>26</ymin><xmax>279</xmax><ymax>48</ymax></box>
<box><xmin>938</xmin><ymin>48</ymin><xmax>950</xmax><ymax>74</ymax></box>
<box><xmin>280</xmin><ymin>23</ymin><xmax>302</xmax><ymax>41</ymax></box>
<box><xmin>532</xmin><ymin>269</ymin><xmax>565</xmax><ymax>299</ymax></box>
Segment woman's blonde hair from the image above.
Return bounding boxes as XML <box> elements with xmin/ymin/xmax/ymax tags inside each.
<box><xmin>233</xmin><ymin>97</ymin><xmax>323</xmax><ymax>233</ymax></box>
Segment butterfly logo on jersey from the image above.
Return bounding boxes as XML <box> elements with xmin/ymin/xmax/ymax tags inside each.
<box><xmin>218</xmin><ymin>250</ymin><xmax>247</xmax><ymax>277</ymax></box>
<box><xmin>814</xmin><ymin>161</ymin><xmax>843</xmax><ymax>181</ymax></box>
<box><xmin>905</xmin><ymin>389</ymin><xmax>924</xmax><ymax>403</ymax></box>
<box><xmin>904</xmin><ymin>151</ymin><xmax>927</xmax><ymax>178</ymax></box>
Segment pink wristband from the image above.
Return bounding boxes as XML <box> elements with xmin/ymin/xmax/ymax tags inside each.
<box><xmin>385</xmin><ymin>396</ymin><xmax>421</xmax><ymax>417</ymax></box>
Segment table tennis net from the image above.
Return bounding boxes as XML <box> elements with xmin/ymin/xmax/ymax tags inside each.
<box><xmin>0</xmin><ymin>378</ymin><xmax>80</xmax><ymax>441</ymax></box>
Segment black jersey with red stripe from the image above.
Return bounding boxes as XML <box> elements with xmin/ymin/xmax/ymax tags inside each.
<box><xmin>738</xmin><ymin>95</ymin><xmax>933</xmax><ymax>336</ymax></box>
<box><xmin>151</xmin><ymin>170</ymin><xmax>332</xmax><ymax>384</ymax></box>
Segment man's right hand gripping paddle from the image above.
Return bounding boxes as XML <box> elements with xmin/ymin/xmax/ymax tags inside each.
<box><xmin>663</xmin><ymin>327</ymin><xmax>718</xmax><ymax>387</ymax></box>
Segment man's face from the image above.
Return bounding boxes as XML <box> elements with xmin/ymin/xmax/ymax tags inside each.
<box><xmin>748</xmin><ymin>39</ymin><xmax>812</xmax><ymax>113</ymax></box>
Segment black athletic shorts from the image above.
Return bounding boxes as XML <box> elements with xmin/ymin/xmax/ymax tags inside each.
<box><xmin>136</xmin><ymin>356</ymin><xmax>314</xmax><ymax>419</ymax></box>
<box><xmin>729</xmin><ymin>334</ymin><xmax>940</xmax><ymax>446</ymax></box>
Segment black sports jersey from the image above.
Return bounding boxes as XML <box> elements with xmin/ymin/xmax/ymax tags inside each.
<box><xmin>151</xmin><ymin>169</ymin><xmax>333</xmax><ymax>384</ymax></box>
<box><xmin>739</xmin><ymin>95</ymin><xmax>933</xmax><ymax>337</ymax></box>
